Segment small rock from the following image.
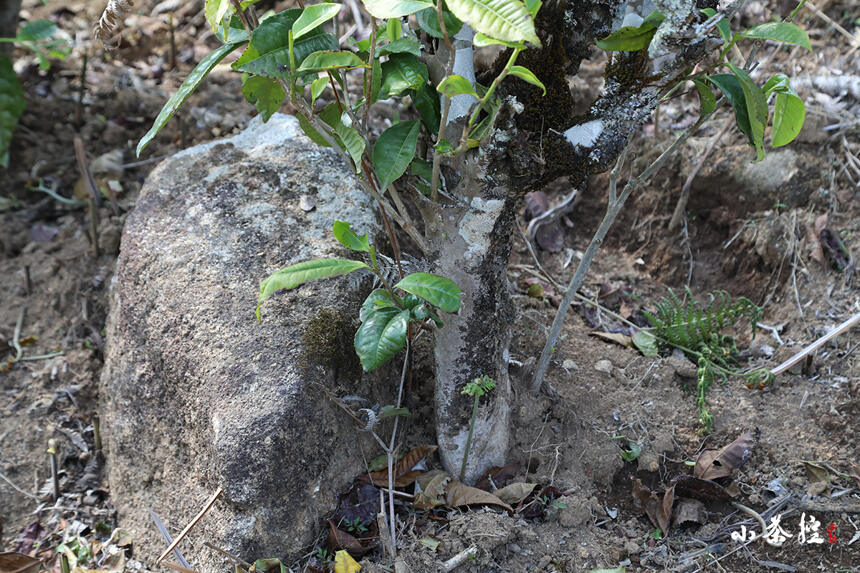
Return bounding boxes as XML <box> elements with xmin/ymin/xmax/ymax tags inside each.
<box><xmin>666</xmin><ymin>355</ymin><xmax>697</xmax><ymax>379</ymax></box>
<box><xmin>593</xmin><ymin>359</ymin><xmax>613</xmax><ymax>374</ymax></box>
<box><xmin>98</xmin><ymin>224</ymin><xmax>122</xmax><ymax>255</ymax></box>
<box><xmin>559</xmin><ymin>497</ymin><xmax>592</xmax><ymax>527</ymax></box>
<box><xmin>562</xmin><ymin>359</ymin><xmax>579</xmax><ymax>372</ymax></box>
<box><xmin>299</xmin><ymin>194</ymin><xmax>316</xmax><ymax>211</ymax></box>
<box><xmin>637</xmin><ymin>451</ymin><xmax>660</xmax><ymax>473</ymax></box>
<box><xmin>624</xmin><ymin>540</ymin><xmax>641</xmax><ymax>555</ymax></box>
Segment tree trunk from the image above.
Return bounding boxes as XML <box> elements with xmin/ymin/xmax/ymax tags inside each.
<box><xmin>422</xmin><ymin>184</ymin><xmax>518</xmax><ymax>483</ymax></box>
<box><xmin>0</xmin><ymin>0</ymin><xmax>21</xmax><ymax>57</ymax></box>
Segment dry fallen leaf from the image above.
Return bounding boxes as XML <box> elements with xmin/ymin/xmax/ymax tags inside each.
<box><xmin>0</xmin><ymin>552</ymin><xmax>41</xmax><ymax>573</ymax></box>
<box><xmin>694</xmin><ymin>430</ymin><xmax>756</xmax><ymax>480</ymax></box>
<box><xmin>671</xmin><ymin>474</ymin><xmax>732</xmax><ymax>502</ymax></box>
<box><xmin>632</xmin><ymin>479</ymin><xmax>661</xmax><ymax>530</ymax></box>
<box><xmin>357</xmin><ymin>445</ymin><xmax>436</xmax><ymax>487</ymax></box>
<box><xmin>493</xmin><ymin>482</ymin><xmax>538</xmax><ymax>505</ymax></box>
<box><xmin>414</xmin><ymin>472</ymin><xmax>450</xmax><ymax>510</ymax></box>
<box><xmin>333</xmin><ymin>550</ymin><xmax>361</xmax><ymax>573</ymax></box>
<box><xmin>475</xmin><ymin>461</ymin><xmax>520</xmax><ymax>491</ymax></box>
<box><xmin>590</xmin><ymin>331</ymin><xmax>633</xmax><ymax>348</ymax></box>
<box><xmin>446</xmin><ymin>480</ymin><xmax>513</xmax><ymax>512</ymax></box>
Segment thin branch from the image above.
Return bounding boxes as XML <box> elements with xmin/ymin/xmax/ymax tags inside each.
<box><xmin>156</xmin><ymin>488</ymin><xmax>223</xmax><ymax>563</ymax></box>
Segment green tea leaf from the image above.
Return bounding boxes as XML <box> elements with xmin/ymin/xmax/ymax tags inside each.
<box><xmin>596</xmin><ymin>21</ymin><xmax>659</xmax><ymax>51</ymax></box>
<box><xmin>355</xmin><ymin>306</ymin><xmax>409</xmax><ymax>370</ymax></box>
<box><xmin>507</xmin><ymin>65</ymin><xmax>545</xmax><ymax>95</ymax></box>
<box><xmin>446</xmin><ymin>0</ymin><xmax>539</xmax><ymax>45</ymax></box>
<box><xmin>373</xmin><ymin>120</ymin><xmax>421</xmax><ymax>191</ymax></box>
<box><xmin>216</xmin><ymin>15</ymin><xmax>249</xmax><ymax>43</ymax></box>
<box><xmin>762</xmin><ymin>73</ymin><xmax>790</xmax><ymax>95</ymax></box>
<box><xmin>741</xmin><ymin>21</ymin><xmax>810</xmax><ymax>50</ymax></box>
<box><xmin>311</xmin><ymin>75</ymin><xmax>330</xmax><ymax>104</ymax></box>
<box><xmin>293</xmin><ymin>3</ymin><xmax>342</xmax><ymax>39</ymax></box>
<box><xmin>708</xmin><ymin>73</ymin><xmax>753</xmax><ymax>148</ymax></box>
<box><xmin>0</xmin><ymin>55</ymin><xmax>26</xmax><ymax>168</ymax></box>
<box><xmin>394</xmin><ymin>272</ymin><xmax>462</xmax><ymax>312</ymax></box>
<box><xmin>379</xmin><ymin>53</ymin><xmax>428</xmax><ymax>98</ymax></box>
<box><xmin>524</xmin><ymin>0</ymin><xmax>540</xmax><ymax>18</ymax></box>
<box><xmin>472</xmin><ymin>32</ymin><xmax>524</xmax><ymax>48</ymax></box>
<box><xmin>771</xmin><ymin>91</ymin><xmax>804</xmax><ymax>147</ymax></box>
<box><xmin>361</xmin><ymin>0</ymin><xmax>435</xmax><ymax>19</ymax></box>
<box><xmin>17</xmin><ymin>19</ymin><xmax>56</xmax><ymax>42</ymax></box>
<box><xmin>377</xmin><ymin>36</ymin><xmax>422</xmax><ymax>57</ymax></box>
<box><xmin>436</xmin><ymin>74</ymin><xmax>478</xmax><ymax>98</ymax></box>
<box><xmin>205</xmin><ymin>0</ymin><xmax>233</xmax><ymax>33</ymax></box>
<box><xmin>415</xmin><ymin>7</ymin><xmax>463</xmax><ymax>38</ymax></box>
<box><xmin>138</xmin><ymin>40</ymin><xmax>245</xmax><ymax>156</ymax></box>
<box><xmin>409</xmin><ymin>82</ymin><xmax>440</xmax><ymax>134</ymax></box>
<box><xmin>241</xmin><ymin>75</ymin><xmax>285</xmax><ymax>121</ymax></box>
<box><xmin>298</xmin><ymin>113</ymin><xmax>332</xmax><ymax>146</ymax></box>
<box><xmin>360</xmin><ymin>289</ymin><xmax>399</xmax><ymax>320</ymax></box>
<box><xmin>728</xmin><ymin>62</ymin><xmax>767</xmax><ymax>161</ymax></box>
<box><xmin>234</xmin><ymin>9</ymin><xmax>337</xmax><ymax>79</ymax></box>
<box><xmin>692</xmin><ymin>77</ymin><xmax>716</xmax><ymax>116</ymax></box>
<box><xmin>257</xmin><ymin>259</ymin><xmax>370</xmax><ymax>320</ymax></box>
<box><xmin>298</xmin><ymin>50</ymin><xmax>366</xmax><ymax>71</ymax></box>
<box><xmin>632</xmin><ymin>330</ymin><xmax>659</xmax><ymax>357</ymax></box>
<box><xmin>333</xmin><ymin>220</ymin><xmax>372</xmax><ymax>252</ymax></box>
<box><xmin>319</xmin><ymin>104</ymin><xmax>366</xmax><ymax>172</ymax></box>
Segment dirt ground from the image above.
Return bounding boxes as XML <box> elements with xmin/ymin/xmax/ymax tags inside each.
<box><xmin>1</xmin><ymin>0</ymin><xmax>858</xmax><ymax>572</ymax></box>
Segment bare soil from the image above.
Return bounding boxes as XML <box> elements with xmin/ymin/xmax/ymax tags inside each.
<box><xmin>1</xmin><ymin>1</ymin><xmax>858</xmax><ymax>572</ymax></box>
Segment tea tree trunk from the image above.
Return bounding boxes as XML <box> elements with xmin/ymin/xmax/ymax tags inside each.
<box><xmin>424</xmin><ymin>0</ymin><xmax>717</xmax><ymax>480</ymax></box>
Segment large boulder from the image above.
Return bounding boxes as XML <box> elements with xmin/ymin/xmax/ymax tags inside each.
<box><xmin>101</xmin><ymin>114</ymin><xmax>382</xmax><ymax>569</ymax></box>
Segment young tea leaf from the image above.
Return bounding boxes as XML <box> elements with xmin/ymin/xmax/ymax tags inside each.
<box><xmin>311</xmin><ymin>75</ymin><xmax>330</xmax><ymax>105</ymax></box>
<box><xmin>771</xmin><ymin>90</ymin><xmax>804</xmax><ymax>147</ymax></box>
<box><xmin>415</xmin><ymin>6</ymin><xmax>463</xmax><ymax>38</ymax></box>
<box><xmin>205</xmin><ymin>0</ymin><xmax>233</xmax><ymax>33</ymax></box>
<box><xmin>298</xmin><ymin>50</ymin><xmax>366</xmax><ymax>71</ymax></box>
<box><xmin>241</xmin><ymin>75</ymin><xmax>286</xmax><ymax>121</ymax></box>
<box><xmin>0</xmin><ymin>55</ymin><xmax>26</xmax><ymax>168</ymax></box>
<box><xmin>596</xmin><ymin>21</ymin><xmax>659</xmax><ymax>51</ymax></box>
<box><xmin>138</xmin><ymin>40</ymin><xmax>246</xmax><ymax>156</ymax></box>
<box><xmin>472</xmin><ymin>32</ymin><xmax>524</xmax><ymax>48</ymax></box>
<box><xmin>373</xmin><ymin>120</ymin><xmax>421</xmax><ymax>191</ymax></box>
<box><xmin>355</xmin><ymin>306</ymin><xmax>409</xmax><ymax>370</ymax></box>
<box><xmin>333</xmin><ymin>220</ymin><xmax>372</xmax><ymax>252</ymax></box>
<box><xmin>445</xmin><ymin>0</ymin><xmax>539</xmax><ymax>45</ymax></box>
<box><xmin>298</xmin><ymin>113</ymin><xmax>332</xmax><ymax>146</ymax></box>
<box><xmin>741</xmin><ymin>21</ymin><xmax>810</xmax><ymax>50</ymax></box>
<box><xmin>234</xmin><ymin>9</ymin><xmax>337</xmax><ymax>79</ymax></box>
<box><xmin>361</xmin><ymin>0</ymin><xmax>435</xmax><ymax>19</ymax></box>
<box><xmin>507</xmin><ymin>65</ymin><xmax>545</xmax><ymax>95</ymax></box>
<box><xmin>692</xmin><ymin>78</ymin><xmax>716</xmax><ymax>116</ymax></box>
<box><xmin>436</xmin><ymin>74</ymin><xmax>479</xmax><ymax>99</ymax></box>
<box><xmin>728</xmin><ymin>62</ymin><xmax>767</xmax><ymax>161</ymax></box>
<box><xmin>257</xmin><ymin>259</ymin><xmax>370</xmax><ymax>320</ymax></box>
<box><xmin>292</xmin><ymin>3</ymin><xmax>342</xmax><ymax>40</ymax></box>
<box><xmin>394</xmin><ymin>272</ymin><xmax>462</xmax><ymax>313</ymax></box>
<box><xmin>360</xmin><ymin>289</ymin><xmax>399</xmax><ymax>320</ymax></box>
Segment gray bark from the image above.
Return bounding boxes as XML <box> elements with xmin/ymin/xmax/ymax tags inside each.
<box><xmin>0</xmin><ymin>0</ymin><xmax>21</xmax><ymax>57</ymax></box>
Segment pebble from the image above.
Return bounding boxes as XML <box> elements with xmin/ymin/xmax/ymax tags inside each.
<box><xmin>594</xmin><ymin>359</ymin><xmax>613</xmax><ymax>373</ymax></box>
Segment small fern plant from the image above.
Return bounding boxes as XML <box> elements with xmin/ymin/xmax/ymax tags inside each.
<box><xmin>638</xmin><ymin>287</ymin><xmax>772</xmax><ymax>433</ymax></box>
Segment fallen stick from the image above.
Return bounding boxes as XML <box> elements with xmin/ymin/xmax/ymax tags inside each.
<box><xmin>442</xmin><ymin>545</ymin><xmax>478</xmax><ymax>572</ymax></box>
<box><xmin>157</xmin><ymin>488</ymin><xmax>223</xmax><ymax>563</ymax></box>
<box><xmin>769</xmin><ymin>311</ymin><xmax>860</xmax><ymax>377</ymax></box>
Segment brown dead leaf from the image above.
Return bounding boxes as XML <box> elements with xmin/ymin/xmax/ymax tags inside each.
<box><xmin>671</xmin><ymin>475</ymin><xmax>732</xmax><ymax>502</ymax></box>
<box><xmin>446</xmin><ymin>480</ymin><xmax>513</xmax><ymax>512</ymax></box>
<box><xmin>850</xmin><ymin>464</ymin><xmax>860</xmax><ymax>489</ymax></box>
<box><xmin>493</xmin><ymin>483</ymin><xmax>538</xmax><ymax>506</ymax></box>
<box><xmin>0</xmin><ymin>552</ymin><xmax>41</xmax><ymax>573</ymax></box>
<box><xmin>475</xmin><ymin>461</ymin><xmax>521</xmax><ymax>491</ymax></box>
<box><xmin>632</xmin><ymin>479</ymin><xmax>661</xmax><ymax>530</ymax></box>
<box><xmin>672</xmin><ymin>498</ymin><xmax>706</xmax><ymax>526</ymax></box>
<box><xmin>802</xmin><ymin>461</ymin><xmax>830</xmax><ymax>484</ymax></box>
<box><xmin>414</xmin><ymin>472</ymin><xmax>450</xmax><ymax>510</ymax></box>
<box><xmin>357</xmin><ymin>445</ymin><xmax>436</xmax><ymax>487</ymax></box>
<box><xmin>659</xmin><ymin>485</ymin><xmax>675</xmax><ymax>533</ymax></box>
<box><xmin>326</xmin><ymin>520</ymin><xmax>374</xmax><ymax>558</ymax></box>
<box><xmin>694</xmin><ymin>431</ymin><xmax>756</xmax><ymax>480</ymax></box>
<box><xmin>590</xmin><ymin>331</ymin><xmax>633</xmax><ymax>348</ymax></box>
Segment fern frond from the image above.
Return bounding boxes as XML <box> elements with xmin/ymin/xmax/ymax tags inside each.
<box><xmin>94</xmin><ymin>0</ymin><xmax>135</xmax><ymax>50</ymax></box>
